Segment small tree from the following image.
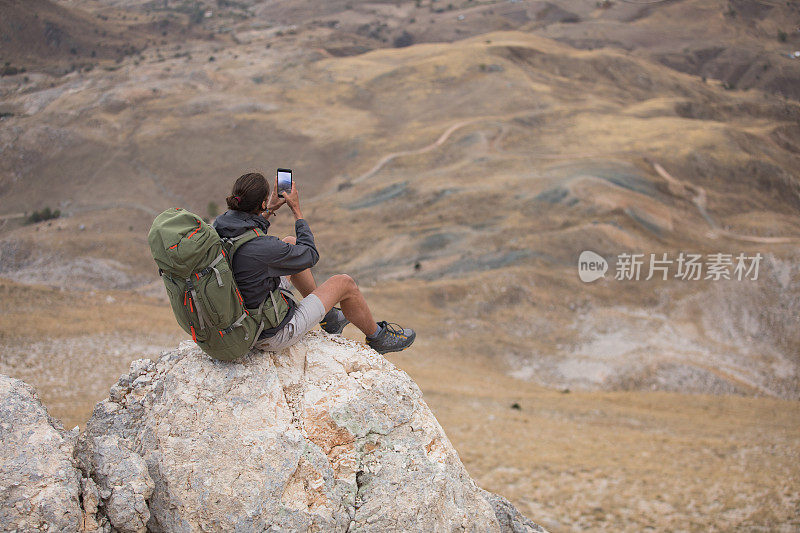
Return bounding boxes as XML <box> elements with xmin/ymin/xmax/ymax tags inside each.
<box><xmin>207</xmin><ymin>201</ymin><xmax>219</xmax><ymax>218</ymax></box>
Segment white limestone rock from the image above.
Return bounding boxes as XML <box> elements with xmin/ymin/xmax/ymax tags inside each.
<box><xmin>78</xmin><ymin>331</ymin><xmax>545</xmax><ymax>532</ymax></box>
<box><xmin>0</xmin><ymin>374</ymin><xmax>83</xmax><ymax>532</ymax></box>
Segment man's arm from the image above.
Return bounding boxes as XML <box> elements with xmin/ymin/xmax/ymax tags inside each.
<box><xmin>257</xmin><ymin>179</ymin><xmax>319</xmax><ymax>277</ymax></box>
<box><xmin>255</xmin><ymin>224</ymin><xmax>319</xmax><ymax>277</ymax></box>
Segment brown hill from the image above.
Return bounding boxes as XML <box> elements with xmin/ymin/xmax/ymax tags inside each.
<box><xmin>0</xmin><ymin>0</ymin><xmax>143</xmax><ymax>73</ymax></box>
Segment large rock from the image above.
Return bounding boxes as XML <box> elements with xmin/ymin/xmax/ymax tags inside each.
<box><xmin>0</xmin><ymin>375</ymin><xmax>83</xmax><ymax>532</ymax></box>
<box><xmin>78</xmin><ymin>331</ymin><xmax>545</xmax><ymax>532</ymax></box>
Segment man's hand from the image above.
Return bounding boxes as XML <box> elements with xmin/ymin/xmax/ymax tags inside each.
<box><xmin>262</xmin><ymin>175</ymin><xmax>287</xmax><ymax>217</ymax></box>
<box><xmin>283</xmin><ymin>181</ymin><xmax>303</xmax><ymax>220</ymax></box>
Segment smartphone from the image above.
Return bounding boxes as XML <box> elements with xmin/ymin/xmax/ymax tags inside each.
<box><xmin>277</xmin><ymin>168</ymin><xmax>292</xmax><ymax>197</ymax></box>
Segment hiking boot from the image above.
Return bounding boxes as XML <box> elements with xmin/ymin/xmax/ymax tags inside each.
<box><xmin>366</xmin><ymin>321</ymin><xmax>416</xmax><ymax>355</ymax></box>
<box><xmin>320</xmin><ymin>307</ymin><xmax>349</xmax><ymax>335</ymax></box>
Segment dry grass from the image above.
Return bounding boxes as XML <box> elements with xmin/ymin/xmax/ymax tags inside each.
<box><xmin>393</xmin><ymin>350</ymin><xmax>800</xmax><ymax>532</ymax></box>
<box><xmin>0</xmin><ymin>279</ymin><xmax>180</xmax><ymax>342</ymax></box>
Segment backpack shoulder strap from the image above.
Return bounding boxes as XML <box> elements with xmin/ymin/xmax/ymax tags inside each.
<box><xmin>222</xmin><ymin>228</ymin><xmax>265</xmax><ymax>258</ymax></box>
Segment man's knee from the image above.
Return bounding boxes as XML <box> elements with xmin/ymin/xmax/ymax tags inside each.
<box><xmin>282</xmin><ymin>236</ymin><xmax>297</xmax><ymax>245</ymax></box>
<box><xmin>333</xmin><ymin>273</ymin><xmax>357</xmax><ymax>292</ymax></box>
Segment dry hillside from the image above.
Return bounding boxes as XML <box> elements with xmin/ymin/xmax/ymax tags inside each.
<box><xmin>1</xmin><ymin>0</ymin><xmax>799</xmax><ymax>530</ymax></box>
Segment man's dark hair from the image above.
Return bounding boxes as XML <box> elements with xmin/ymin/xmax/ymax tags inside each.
<box><xmin>226</xmin><ymin>172</ymin><xmax>269</xmax><ymax>213</ymax></box>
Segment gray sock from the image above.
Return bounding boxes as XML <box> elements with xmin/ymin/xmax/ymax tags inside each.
<box><xmin>367</xmin><ymin>323</ymin><xmax>383</xmax><ymax>340</ymax></box>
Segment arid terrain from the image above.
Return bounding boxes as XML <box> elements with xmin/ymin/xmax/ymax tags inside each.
<box><xmin>1</xmin><ymin>0</ymin><xmax>799</xmax><ymax>530</ymax></box>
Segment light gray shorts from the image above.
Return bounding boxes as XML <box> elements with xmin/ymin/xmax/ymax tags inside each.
<box><xmin>253</xmin><ymin>277</ymin><xmax>326</xmax><ymax>352</ymax></box>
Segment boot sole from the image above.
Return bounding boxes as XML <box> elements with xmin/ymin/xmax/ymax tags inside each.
<box><xmin>369</xmin><ymin>330</ymin><xmax>416</xmax><ymax>355</ymax></box>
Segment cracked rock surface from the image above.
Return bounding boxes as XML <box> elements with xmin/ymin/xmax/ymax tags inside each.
<box><xmin>0</xmin><ymin>374</ymin><xmax>83</xmax><ymax>532</ymax></box>
<box><xmin>77</xmin><ymin>331</ymin><xmax>544</xmax><ymax>532</ymax></box>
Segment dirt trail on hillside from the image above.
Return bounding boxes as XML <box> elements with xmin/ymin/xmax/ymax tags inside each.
<box><xmin>308</xmin><ymin>108</ymin><xmax>548</xmax><ymax>202</ymax></box>
<box><xmin>309</xmin><ymin>107</ymin><xmax>638</xmax><ymax>203</ymax></box>
<box><xmin>651</xmin><ymin>161</ymin><xmax>800</xmax><ymax>244</ymax></box>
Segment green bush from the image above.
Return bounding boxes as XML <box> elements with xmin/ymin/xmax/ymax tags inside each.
<box><xmin>26</xmin><ymin>207</ymin><xmax>61</xmax><ymax>225</ymax></box>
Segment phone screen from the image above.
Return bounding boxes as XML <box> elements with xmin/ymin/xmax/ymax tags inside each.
<box><xmin>277</xmin><ymin>169</ymin><xmax>292</xmax><ymax>194</ymax></box>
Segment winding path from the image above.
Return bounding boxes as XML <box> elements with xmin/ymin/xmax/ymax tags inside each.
<box><xmin>308</xmin><ymin>108</ymin><xmax>549</xmax><ymax>203</ymax></box>
<box><xmin>651</xmin><ymin>161</ymin><xmax>799</xmax><ymax>244</ymax></box>
<box><xmin>311</xmin><ymin>111</ymin><xmax>800</xmax><ymax>249</ymax></box>
<box><xmin>351</xmin><ymin>117</ymin><xmax>488</xmax><ymax>184</ymax></box>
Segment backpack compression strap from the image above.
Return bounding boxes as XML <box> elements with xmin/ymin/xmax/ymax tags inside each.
<box><xmin>186</xmin><ymin>252</ymin><xmax>228</xmax><ymax>331</ymax></box>
<box><xmin>194</xmin><ymin>253</ymin><xmax>226</xmax><ymax>287</ymax></box>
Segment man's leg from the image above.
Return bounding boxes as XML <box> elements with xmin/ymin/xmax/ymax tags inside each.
<box><xmin>280</xmin><ymin>236</ymin><xmax>416</xmax><ymax>353</ymax></box>
<box><xmin>282</xmin><ymin>236</ymin><xmax>356</xmax><ymax>335</ymax></box>
<box><xmin>311</xmin><ymin>274</ymin><xmax>378</xmax><ymax>337</ymax></box>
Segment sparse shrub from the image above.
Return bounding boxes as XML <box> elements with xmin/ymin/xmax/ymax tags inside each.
<box><xmin>479</xmin><ymin>63</ymin><xmax>504</xmax><ymax>73</ymax></box>
<box><xmin>778</xmin><ymin>30</ymin><xmax>788</xmax><ymax>42</ymax></box>
<box><xmin>209</xmin><ymin>56</ymin><xmax>215</xmax><ymax>61</ymax></box>
<box><xmin>1</xmin><ymin>63</ymin><xmax>25</xmax><ymax>76</ymax></box>
<box><xmin>393</xmin><ymin>31</ymin><xmax>414</xmax><ymax>48</ymax></box>
<box><xmin>26</xmin><ymin>207</ymin><xmax>60</xmax><ymax>225</ymax></box>
<box><xmin>190</xmin><ymin>5</ymin><xmax>205</xmax><ymax>25</ymax></box>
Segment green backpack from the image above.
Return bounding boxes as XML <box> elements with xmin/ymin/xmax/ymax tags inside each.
<box><xmin>147</xmin><ymin>208</ymin><xmax>288</xmax><ymax>361</ymax></box>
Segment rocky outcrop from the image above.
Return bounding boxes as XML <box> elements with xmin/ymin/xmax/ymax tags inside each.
<box><xmin>4</xmin><ymin>332</ymin><xmax>544</xmax><ymax>532</ymax></box>
<box><xmin>0</xmin><ymin>375</ymin><xmax>83</xmax><ymax>532</ymax></box>
<box><xmin>480</xmin><ymin>489</ymin><xmax>546</xmax><ymax>533</ymax></box>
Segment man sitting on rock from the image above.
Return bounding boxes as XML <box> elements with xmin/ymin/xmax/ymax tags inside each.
<box><xmin>213</xmin><ymin>172</ymin><xmax>415</xmax><ymax>355</ymax></box>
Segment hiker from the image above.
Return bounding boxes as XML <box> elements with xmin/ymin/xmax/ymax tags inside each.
<box><xmin>212</xmin><ymin>172</ymin><xmax>415</xmax><ymax>355</ymax></box>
